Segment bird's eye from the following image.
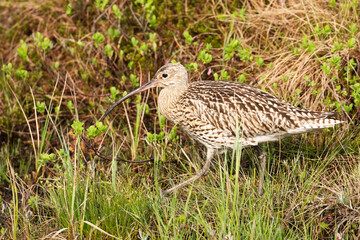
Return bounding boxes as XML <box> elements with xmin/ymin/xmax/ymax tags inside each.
<box><xmin>162</xmin><ymin>73</ymin><xmax>168</xmax><ymax>78</ymax></box>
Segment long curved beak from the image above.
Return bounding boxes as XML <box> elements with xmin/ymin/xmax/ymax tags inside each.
<box><xmin>100</xmin><ymin>79</ymin><xmax>156</xmax><ymax>121</ymax></box>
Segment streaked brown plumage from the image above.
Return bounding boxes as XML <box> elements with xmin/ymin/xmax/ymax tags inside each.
<box><xmin>101</xmin><ymin>63</ymin><xmax>343</xmax><ymax>194</ymax></box>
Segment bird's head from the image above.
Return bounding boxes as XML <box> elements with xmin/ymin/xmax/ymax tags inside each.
<box><xmin>151</xmin><ymin>63</ymin><xmax>188</xmax><ymax>88</ymax></box>
<box><xmin>100</xmin><ymin>63</ymin><xmax>188</xmax><ymax>121</ymax></box>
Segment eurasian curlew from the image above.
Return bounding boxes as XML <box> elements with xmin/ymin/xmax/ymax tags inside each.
<box><xmin>100</xmin><ymin>63</ymin><xmax>343</xmax><ymax>195</ymax></box>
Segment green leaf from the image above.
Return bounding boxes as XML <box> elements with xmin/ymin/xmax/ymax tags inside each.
<box><xmin>92</xmin><ymin>32</ymin><xmax>105</xmax><ymax>47</ymax></box>
<box><xmin>66</xmin><ymin>3</ymin><xmax>72</xmax><ymax>15</ymax></box>
<box><xmin>185</xmin><ymin>62</ymin><xmax>198</xmax><ymax>71</ymax></box>
<box><xmin>220</xmin><ymin>70</ymin><xmax>230</xmax><ymax>81</ymax></box>
<box><xmin>331</xmin><ymin>41</ymin><xmax>344</xmax><ymax>52</ymax></box>
<box><xmin>255</xmin><ymin>57</ymin><xmax>264</xmax><ymax>67</ymax></box>
<box><xmin>17</xmin><ymin>40</ymin><xmax>28</xmax><ymax>61</ymax></box>
<box><xmin>130</xmin><ymin>37</ymin><xmax>138</xmax><ymax>47</ymax></box>
<box><xmin>67</xmin><ymin>100</ymin><xmax>74</xmax><ymax>112</ymax></box>
<box><xmin>71</xmin><ymin>120</ymin><xmax>84</xmax><ymax>136</ymax></box>
<box><xmin>183</xmin><ymin>31</ymin><xmax>193</xmax><ymax>44</ymax></box>
<box><xmin>329</xmin><ymin>0</ymin><xmax>335</xmax><ymax>7</ymax></box>
<box><xmin>347</xmin><ymin>38</ymin><xmax>356</xmax><ymax>49</ymax></box>
<box><xmin>95</xmin><ymin>0</ymin><xmax>109</xmax><ymax>11</ymax></box>
<box><xmin>104</xmin><ymin>44</ymin><xmax>114</xmax><ymax>57</ymax></box>
<box><xmin>108</xmin><ymin>28</ymin><xmax>120</xmax><ymax>41</ymax></box>
<box><xmin>110</xmin><ymin>86</ymin><xmax>120</xmax><ymax>100</ymax></box>
<box><xmin>2</xmin><ymin>63</ymin><xmax>13</xmax><ymax>75</ymax></box>
<box><xmin>198</xmin><ymin>50</ymin><xmax>212</xmax><ymax>64</ymax></box>
<box><xmin>349</xmin><ymin>23</ymin><xmax>358</xmax><ymax>35</ymax></box>
<box><xmin>130</xmin><ymin>74</ymin><xmax>139</xmax><ymax>87</ymax></box>
<box><xmin>320</xmin><ymin>63</ymin><xmax>331</xmax><ymax>75</ymax></box>
<box><xmin>15</xmin><ymin>69</ymin><xmax>28</xmax><ymax>80</ymax></box>
<box><xmin>238</xmin><ymin>73</ymin><xmax>246</xmax><ymax>82</ymax></box>
<box><xmin>95</xmin><ymin>122</ymin><xmax>108</xmax><ymax>133</ymax></box>
<box><xmin>139</xmin><ymin>42</ymin><xmax>149</xmax><ymax>53</ymax></box>
<box><xmin>112</xmin><ymin>5</ymin><xmax>123</xmax><ymax>19</ymax></box>
<box><xmin>34</xmin><ymin>101</ymin><xmax>46</xmax><ymax>114</ymax></box>
<box><xmin>86</xmin><ymin>125</ymin><xmax>99</xmax><ymax>139</ymax></box>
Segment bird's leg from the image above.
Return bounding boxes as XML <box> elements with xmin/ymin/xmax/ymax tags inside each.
<box><xmin>164</xmin><ymin>148</ymin><xmax>215</xmax><ymax>195</ymax></box>
<box><xmin>257</xmin><ymin>144</ymin><xmax>267</xmax><ymax>196</ymax></box>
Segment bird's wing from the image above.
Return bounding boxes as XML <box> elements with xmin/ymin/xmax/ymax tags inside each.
<box><xmin>178</xmin><ymin>81</ymin><xmax>337</xmax><ymax>139</ymax></box>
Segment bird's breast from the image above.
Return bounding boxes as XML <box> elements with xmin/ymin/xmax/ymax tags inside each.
<box><xmin>158</xmin><ymin>87</ymin><xmax>185</xmax><ymax>122</ymax></box>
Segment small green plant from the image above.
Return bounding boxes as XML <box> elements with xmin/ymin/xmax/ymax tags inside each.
<box><xmin>76</xmin><ymin>41</ymin><xmax>85</xmax><ymax>47</ymax></box>
<box><xmin>139</xmin><ymin>42</ymin><xmax>149</xmax><ymax>54</ymax></box>
<box><xmin>224</xmin><ymin>39</ymin><xmax>241</xmax><ymax>60</ymax></box>
<box><xmin>347</xmin><ymin>38</ymin><xmax>356</xmax><ymax>48</ymax></box>
<box><xmin>281</xmin><ymin>75</ymin><xmax>290</xmax><ymax>82</ymax></box>
<box><xmin>128</xmin><ymin>61</ymin><xmax>134</xmax><ymax>69</ymax></box>
<box><xmin>146</xmin><ymin>131</ymin><xmax>165</xmax><ymax>143</ymax></box>
<box><xmin>28</xmin><ymin>194</ymin><xmax>40</xmax><ymax>211</ymax></box>
<box><xmin>272</xmin><ymin>83</ymin><xmax>278</xmax><ymax>90</ymax></box>
<box><xmin>92</xmin><ymin>32</ymin><xmax>105</xmax><ymax>47</ymax></box>
<box><xmin>308</xmin><ymin>80</ymin><xmax>316</xmax><ymax>87</ymax></box>
<box><xmin>238</xmin><ymin>73</ymin><xmax>246</xmax><ymax>82</ymax></box>
<box><xmin>17</xmin><ymin>40</ymin><xmax>28</xmax><ymax>61</ymax></box>
<box><xmin>351</xmin><ymin>83</ymin><xmax>360</xmax><ymax>107</ymax></box>
<box><xmin>112</xmin><ymin>5</ymin><xmax>123</xmax><ymax>19</ymax></box>
<box><xmin>135</xmin><ymin>0</ymin><xmax>158</xmax><ymax>27</ymax></box>
<box><xmin>198</xmin><ymin>43</ymin><xmax>212</xmax><ymax>64</ymax></box>
<box><xmin>66</xmin><ymin>3</ymin><xmax>72</xmax><ymax>15</ymax></box>
<box><xmin>130</xmin><ymin>74</ymin><xmax>139</xmax><ymax>87</ymax></box>
<box><xmin>86</xmin><ymin>122</ymin><xmax>108</xmax><ymax>139</ymax></box>
<box><xmin>104</xmin><ymin>44</ymin><xmax>113</xmax><ymax>57</ymax></box>
<box><xmin>130</xmin><ymin>37</ymin><xmax>138</xmax><ymax>47</ymax></box>
<box><xmin>71</xmin><ymin>120</ymin><xmax>84</xmax><ymax>136</ymax></box>
<box><xmin>255</xmin><ymin>57</ymin><xmax>264</xmax><ymax>67</ymax></box>
<box><xmin>183</xmin><ymin>31</ymin><xmax>193</xmax><ymax>44</ymax></box>
<box><xmin>108</xmin><ymin>28</ymin><xmax>120</xmax><ymax>41</ymax></box>
<box><xmin>168</xmin><ymin>126</ymin><xmax>178</xmax><ymax>142</ymax></box>
<box><xmin>321</xmin><ymin>63</ymin><xmax>331</xmax><ymax>75</ymax></box>
<box><xmin>331</xmin><ymin>41</ymin><xmax>344</xmax><ymax>52</ymax></box>
<box><xmin>95</xmin><ymin>0</ymin><xmax>109</xmax><ymax>11</ymax></box>
<box><xmin>15</xmin><ymin>69</ymin><xmax>28</xmax><ymax>80</ymax></box>
<box><xmin>54</xmin><ymin>61</ymin><xmax>60</xmax><ymax>69</ymax></box>
<box><xmin>39</xmin><ymin>153</ymin><xmax>56</xmax><ymax>168</ymax></box>
<box><xmin>92</xmin><ymin>58</ymin><xmax>98</xmax><ymax>67</ymax></box>
<box><xmin>311</xmin><ymin>89</ymin><xmax>320</xmax><ymax>96</ymax></box>
<box><xmin>86</xmin><ymin>126</ymin><xmax>98</xmax><ymax>139</ymax></box>
<box><xmin>232</xmin><ymin>7</ymin><xmax>246</xmax><ymax>20</ymax></box>
<box><xmin>328</xmin><ymin>55</ymin><xmax>341</xmax><ymax>68</ymax></box>
<box><xmin>2</xmin><ymin>63</ymin><xmax>13</xmax><ymax>78</ymax></box>
<box><xmin>148</xmin><ymin>33</ymin><xmax>157</xmax><ymax>51</ymax></box>
<box><xmin>55</xmin><ymin>106</ymin><xmax>61</xmax><ymax>115</ymax></box>
<box><xmin>185</xmin><ymin>62</ymin><xmax>198</xmax><ymax>71</ymax></box>
<box><xmin>67</xmin><ymin>100</ymin><xmax>74</xmax><ymax>112</ymax></box>
<box><xmin>34</xmin><ymin>101</ymin><xmax>46</xmax><ymax>114</ymax></box>
<box><xmin>238</xmin><ymin>47</ymin><xmax>253</xmax><ymax>62</ymax></box>
<box><xmin>313</xmin><ymin>24</ymin><xmax>331</xmax><ymax>35</ymax></box>
<box><xmin>34</xmin><ymin>32</ymin><xmax>53</xmax><ymax>51</ymax></box>
<box><xmin>300</xmin><ymin>35</ymin><xmax>316</xmax><ymax>53</ymax></box>
<box><xmin>110</xmin><ymin>86</ymin><xmax>120</xmax><ymax>100</ymax></box>
<box><xmin>349</xmin><ymin>23</ymin><xmax>358</xmax><ymax>35</ymax></box>
<box><xmin>220</xmin><ymin>70</ymin><xmax>230</xmax><ymax>81</ymax></box>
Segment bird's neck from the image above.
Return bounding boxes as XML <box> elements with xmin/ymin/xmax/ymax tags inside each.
<box><xmin>158</xmin><ymin>84</ymin><xmax>188</xmax><ymax>120</ymax></box>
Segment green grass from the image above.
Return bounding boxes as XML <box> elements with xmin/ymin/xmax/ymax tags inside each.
<box><xmin>1</xmin><ymin>0</ymin><xmax>360</xmax><ymax>239</ymax></box>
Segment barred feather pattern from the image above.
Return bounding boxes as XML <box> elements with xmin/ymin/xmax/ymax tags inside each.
<box><xmin>159</xmin><ymin>80</ymin><xmax>342</xmax><ymax>149</ymax></box>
